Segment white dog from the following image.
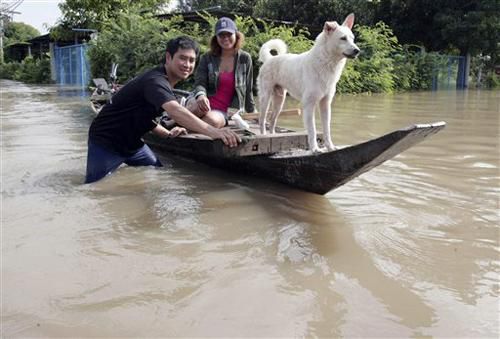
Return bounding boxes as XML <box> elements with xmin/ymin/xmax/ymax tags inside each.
<box><xmin>257</xmin><ymin>13</ymin><xmax>360</xmax><ymax>152</ymax></box>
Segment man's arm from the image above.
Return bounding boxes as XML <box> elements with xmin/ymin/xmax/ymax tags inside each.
<box><xmin>151</xmin><ymin>124</ymin><xmax>187</xmax><ymax>138</ymax></box>
<box><xmin>162</xmin><ymin>100</ymin><xmax>241</xmax><ymax>148</ymax></box>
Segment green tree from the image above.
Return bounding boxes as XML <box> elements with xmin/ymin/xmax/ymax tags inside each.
<box><xmin>252</xmin><ymin>0</ymin><xmax>378</xmax><ymax>28</ymax></box>
<box><xmin>376</xmin><ymin>0</ymin><xmax>499</xmax><ymax>88</ymax></box>
<box><xmin>3</xmin><ymin>21</ymin><xmax>40</xmax><ymax>46</ymax></box>
<box><xmin>52</xmin><ymin>0</ymin><xmax>172</xmax><ymax>39</ymax></box>
<box><xmin>1</xmin><ymin>21</ymin><xmax>40</xmax><ymax>63</ymax></box>
<box><xmin>177</xmin><ymin>0</ymin><xmax>257</xmax><ymax>15</ymax></box>
<box><xmin>376</xmin><ymin>0</ymin><xmax>500</xmax><ymax>57</ymax></box>
<box><xmin>87</xmin><ymin>11</ymin><xmax>205</xmax><ymax>85</ymax></box>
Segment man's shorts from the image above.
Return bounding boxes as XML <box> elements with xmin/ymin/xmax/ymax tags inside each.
<box><xmin>85</xmin><ymin>140</ymin><xmax>162</xmax><ymax>183</ymax></box>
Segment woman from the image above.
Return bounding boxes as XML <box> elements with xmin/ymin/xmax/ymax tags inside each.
<box><xmin>190</xmin><ymin>17</ymin><xmax>255</xmax><ymax>129</ymax></box>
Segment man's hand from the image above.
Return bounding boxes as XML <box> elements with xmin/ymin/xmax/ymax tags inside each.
<box><xmin>162</xmin><ymin>100</ymin><xmax>241</xmax><ymax>147</ymax></box>
<box><xmin>168</xmin><ymin>126</ymin><xmax>187</xmax><ymax>138</ymax></box>
<box><xmin>151</xmin><ymin>123</ymin><xmax>186</xmax><ymax>139</ymax></box>
<box><xmin>209</xmin><ymin>127</ymin><xmax>241</xmax><ymax>148</ymax></box>
<box><xmin>196</xmin><ymin>95</ymin><xmax>210</xmax><ymax>114</ymax></box>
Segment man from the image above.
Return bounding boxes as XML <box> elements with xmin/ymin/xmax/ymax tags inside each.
<box><xmin>85</xmin><ymin>36</ymin><xmax>241</xmax><ymax>183</ymax></box>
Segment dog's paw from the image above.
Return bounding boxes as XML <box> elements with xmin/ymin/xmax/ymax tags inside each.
<box><xmin>309</xmin><ymin>147</ymin><xmax>323</xmax><ymax>154</ymax></box>
<box><xmin>325</xmin><ymin>144</ymin><xmax>338</xmax><ymax>152</ymax></box>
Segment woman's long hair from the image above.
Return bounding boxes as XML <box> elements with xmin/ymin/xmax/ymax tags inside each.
<box><xmin>209</xmin><ymin>31</ymin><xmax>245</xmax><ymax>56</ymax></box>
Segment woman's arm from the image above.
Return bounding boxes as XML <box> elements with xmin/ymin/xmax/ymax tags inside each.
<box><xmin>245</xmin><ymin>54</ymin><xmax>256</xmax><ymax>113</ymax></box>
<box><xmin>193</xmin><ymin>53</ymin><xmax>209</xmax><ymax>97</ymax></box>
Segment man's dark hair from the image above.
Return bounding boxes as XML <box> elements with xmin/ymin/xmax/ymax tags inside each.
<box><xmin>166</xmin><ymin>36</ymin><xmax>200</xmax><ymax>57</ymax></box>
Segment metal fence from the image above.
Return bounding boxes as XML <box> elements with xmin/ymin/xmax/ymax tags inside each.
<box><xmin>53</xmin><ymin>44</ymin><xmax>90</xmax><ymax>87</ymax></box>
<box><xmin>432</xmin><ymin>55</ymin><xmax>467</xmax><ymax>90</ymax></box>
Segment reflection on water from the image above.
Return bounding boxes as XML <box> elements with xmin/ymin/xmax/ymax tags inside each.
<box><xmin>1</xmin><ymin>80</ymin><xmax>499</xmax><ymax>337</ymax></box>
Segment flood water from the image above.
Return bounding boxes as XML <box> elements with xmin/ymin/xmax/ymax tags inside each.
<box><xmin>1</xmin><ymin>79</ymin><xmax>499</xmax><ymax>337</ymax></box>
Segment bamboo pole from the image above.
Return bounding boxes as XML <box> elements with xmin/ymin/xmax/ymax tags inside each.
<box><xmin>242</xmin><ymin>108</ymin><xmax>301</xmax><ymax>120</ymax></box>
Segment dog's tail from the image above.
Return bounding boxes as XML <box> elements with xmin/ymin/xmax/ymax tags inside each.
<box><xmin>258</xmin><ymin>39</ymin><xmax>287</xmax><ymax>64</ymax></box>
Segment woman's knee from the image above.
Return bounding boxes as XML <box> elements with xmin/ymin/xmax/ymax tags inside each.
<box><xmin>204</xmin><ymin>111</ymin><xmax>226</xmax><ymax>128</ymax></box>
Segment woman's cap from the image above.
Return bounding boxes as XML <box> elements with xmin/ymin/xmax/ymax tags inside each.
<box><xmin>215</xmin><ymin>17</ymin><xmax>237</xmax><ymax>35</ymax></box>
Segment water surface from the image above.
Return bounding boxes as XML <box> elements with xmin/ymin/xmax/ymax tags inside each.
<box><xmin>1</xmin><ymin>80</ymin><xmax>499</xmax><ymax>337</ymax></box>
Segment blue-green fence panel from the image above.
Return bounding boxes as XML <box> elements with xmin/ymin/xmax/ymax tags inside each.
<box><xmin>53</xmin><ymin>44</ymin><xmax>90</xmax><ymax>87</ymax></box>
<box><xmin>432</xmin><ymin>56</ymin><xmax>467</xmax><ymax>90</ymax></box>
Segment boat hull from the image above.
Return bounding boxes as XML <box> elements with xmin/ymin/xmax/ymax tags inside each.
<box><xmin>144</xmin><ymin>122</ymin><xmax>446</xmax><ymax>194</ymax></box>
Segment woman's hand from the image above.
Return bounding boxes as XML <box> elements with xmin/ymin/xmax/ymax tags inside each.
<box><xmin>168</xmin><ymin>126</ymin><xmax>187</xmax><ymax>138</ymax></box>
<box><xmin>196</xmin><ymin>95</ymin><xmax>211</xmax><ymax>114</ymax></box>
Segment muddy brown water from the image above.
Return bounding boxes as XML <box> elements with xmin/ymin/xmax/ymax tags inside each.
<box><xmin>2</xmin><ymin>79</ymin><xmax>499</xmax><ymax>337</ymax></box>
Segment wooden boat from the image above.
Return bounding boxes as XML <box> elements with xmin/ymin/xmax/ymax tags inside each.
<box><xmin>143</xmin><ymin>118</ymin><xmax>446</xmax><ymax>194</ymax></box>
<box><xmin>89</xmin><ymin>81</ymin><xmax>446</xmax><ymax>194</ymax></box>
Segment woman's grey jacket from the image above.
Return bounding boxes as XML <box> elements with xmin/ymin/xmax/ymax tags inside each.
<box><xmin>193</xmin><ymin>50</ymin><xmax>255</xmax><ymax>113</ymax></box>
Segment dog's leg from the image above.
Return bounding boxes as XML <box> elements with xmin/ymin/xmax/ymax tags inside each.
<box><xmin>319</xmin><ymin>95</ymin><xmax>336</xmax><ymax>151</ymax></box>
<box><xmin>258</xmin><ymin>90</ymin><xmax>272</xmax><ymax>135</ymax></box>
<box><xmin>268</xmin><ymin>86</ymin><xmax>286</xmax><ymax>133</ymax></box>
<box><xmin>302</xmin><ymin>97</ymin><xmax>320</xmax><ymax>152</ymax></box>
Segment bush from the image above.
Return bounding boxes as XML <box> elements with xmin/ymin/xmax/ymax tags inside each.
<box><xmin>483</xmin><ymin>71</ymin><xmax>500</xmax><ymax>88</ymax></box>
<box><xmin>392</xmin><ymin>46</ymin><xmax>448</xmax><ymax>91</ymax></box>
<box><xmin>337</xmin><ymin>22</ymin><xmax>399</xmax><ymax>94</ymax></box>
<box><xmin>85</xmin><ymin>12</ymin><xmax>465</xmax><ymax>94</ymax></box>
<box><xmin>0</xmin><ymin>62</ymin><xmax>18</xmax><ymax>79</ymax></box>
<box><xmin>469</xmin><ymin>55</ymin><xmax>500</xmax><ymax>89</ymax></box>
<box><xmin>87</xmin><ymin>11</ymin><xmax>205</xmax><ymax>88</ymax></box>
<box><xmin>4</xmin><ymin>12</ymin><xmax>488</xmax><ymax>91</ymax></box>
<box><xmin>87</xmin><ymin>11</ymin><xmax>313</xmax><ymax>91</ymax></box>
<box><xmin>0</xmin><ymin>57</ymin><xmax>52</xmax><ymax>84</ymax></box>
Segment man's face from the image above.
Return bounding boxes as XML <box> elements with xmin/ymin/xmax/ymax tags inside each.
<box><xmin>166</xmin><ymin>48</ymin><xmax>196</xmax><ymax>80</ymax></box>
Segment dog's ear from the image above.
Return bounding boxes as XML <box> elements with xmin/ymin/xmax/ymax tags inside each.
<box><xmin>342</xmin><ymin>13</ymin><xmax>355</xmax><ymax>29</ymax></box>
<box><xmin>323</xmin><ymin>21</ymin><xmax>338</xmax><ymax>34</ymax></box>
